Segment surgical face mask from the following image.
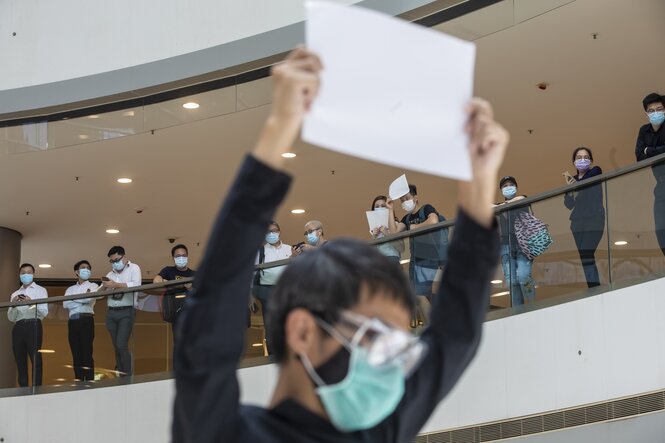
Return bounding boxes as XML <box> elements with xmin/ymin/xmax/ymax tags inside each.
<box><xmin>78</xmin><ymin>268</ymin><xmax>91</xmax><ymax>281</ymax></box>
<box><xmin>174</xmin><ymin>256</ymin><xmax>188</xmax><ymax>268</ymax></box>
<box><xmin>306</xmin><ymin>231</ymin><xmax>320</xmax><ymax>246</ymax></box>
<box><xmin>401</xmin><ymin>199</ymin><xmax>416</xmax><ymax>213</ymax></box>
<box><xmin>266</xmin><ymin>232</ymin><xmax>280</xmax><ymax>244</ymax></box>
<box><xmin>648</xmin><ymin>111</ymin><xmax>665</xmax><ymax>126</ymax></box>
<box><xmin>575</xmin><ymin>158</ymin><xmax>591</xmax><ymax>172</ymax></box>
<box><xmin>300</xmin><ymin>312</ymin><xmax>426</xmax><ymax>431</ymax></box>
<box><xmin>112</xmin><ymin>260</ymin><xmax>125</xmax><ymax>272</ymax></box>
<box><xmin>502</xmin><ymin>185</ymin><xmax>517</xmax><ymax>199</ymax></box>
<box><xmin>20</xmin><ymin>273</ymin><xmax>33</xmax><ymax>286</ymax></box>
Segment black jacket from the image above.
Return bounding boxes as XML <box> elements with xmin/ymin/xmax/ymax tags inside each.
<box><xmin>172</xmin><ymin>155</ymin><xmax>499</xmax><ymax>443</ymax></box>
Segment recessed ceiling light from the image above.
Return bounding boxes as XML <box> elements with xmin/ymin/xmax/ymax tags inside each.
<box><xmin>491</xmin><ymin>291</ymin><xmax>510</xmax><ymax>297</ymax></box>
<box><xmin>291</xmin><ymin>209</ymin><xmax>306</xmax><ymax>214</ymax></box>
<box><xmin>614</xmin><ymin>241</ymin><xmax>628</xmax><ymax>246</ymax></box>
<box><xmin>55</xmin><ymin>378</ymin><xmax>66</xmax><ymax>382</ymax></box>
<box><xmin>122</xmin><ymin>111</ymin><xmax>135</xmax><ymax>117</ymax></box>
<box><xmin>282</xmin><ymin>152</ymin><xmax>297</xmax><ymax>158</ymax></box>
<box><xmin>38</xmin><ymin>349</ymin><xmax>55</xmax><ymax>353</ymax></box>
<box><xmin>117</xmin><ymin>178</ymin><xmax>133</xmax><ymax>184</ymax></box>
<box><xmin>88</xmin><ymin>115</ymin><xmax>99</xmax><ymax>119</ymax></box>
<box><xmin>106</xmin><ymin>229</ymin><xmax>120</xmax><ymax>234</ymax></box>
<box><xmin>251</xmin><ymin>343</ymin><xmax>263</xmax><ymax>347</ymax></box>
<box><xmin>38</xmin><ymin>264</ymin><xmax>51</xmax><ymax>268</ymax></box>
<box><xmin>491</xmin><ymin>279</ymin><xmax>503</xmax><ymax>284</ymax></box>
<box><xmin>399</xmin><ymin>259</ymin><xmax>411</xmax><ymax>265</ymax></box>
<box><xmin>78</xmin><ymin>134</ymin><xmax>89</xmax><ymax>140</ymax></box>
<box><xmin>182</xmin><ymin>102</ymin><xmax>200</xmax><ymax>110</ymax></box>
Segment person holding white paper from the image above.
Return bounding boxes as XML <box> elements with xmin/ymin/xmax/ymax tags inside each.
<box><xmin>369</xmin><ymin>195</ymin><xmax>405</xmax><ymax>265</ymax></box>
<box><xmin>172</xmin><ymin>47</ymin><xmax>510</xmax><ymax>443</ymax></box>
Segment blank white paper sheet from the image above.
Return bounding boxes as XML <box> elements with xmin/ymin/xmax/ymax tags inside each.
<box><xmin>303</xmin><ymin>1</ymin><xmax>476</xmax><ymax>180</ymax></box>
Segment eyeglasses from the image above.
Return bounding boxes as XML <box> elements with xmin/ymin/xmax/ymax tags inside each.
<box><xmin>268</xmin><ymin>229</ymin><xmax>280</xmax><ymax>234</ymax></box>
<box><xmin>109</xmin><ymin>256</ymin><xmax>124</xmax><ymax>264</ymax></box>
<box><xmin>647</xmin><ymin>107</ymin><xmax>665</xmax><ymax>114</ymax></box>
<box><xmin>317</xmin><ymin>310</ymin><xmax>427</xmax><ymax>376</ymax></box>
<box><xmin>304</xmin><ymin>228</ymin><xmax>321</xmax><ymax>236</ymax></box>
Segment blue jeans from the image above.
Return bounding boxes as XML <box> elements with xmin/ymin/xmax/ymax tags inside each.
<box><xmin>501</xmin><ymin>245</ymin><xmax>535</xmax><ymax>306</ymax></box>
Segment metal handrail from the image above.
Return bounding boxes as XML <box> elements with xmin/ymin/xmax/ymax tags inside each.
<box><xmin>0</xmin><ymin>278</ymin><xmax>193</xmax><ymax>309</ymax></box>
<box><xmin>256</xmin><ymin>152</ymin><xmax>665</xmax><ymax>270</ymax></box>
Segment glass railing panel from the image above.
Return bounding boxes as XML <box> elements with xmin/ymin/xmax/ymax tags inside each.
<box><xmin>606</xmin><ymin>160</ymin><xmax>665</xmax><ymax>285</ymax></box>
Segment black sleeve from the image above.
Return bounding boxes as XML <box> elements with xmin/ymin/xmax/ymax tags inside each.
<box><xmin>422</xmin><ymin>204</ymin><xmax>438</xmax><ymax>219</ymax></box>
<box><xmin>172</xmin><ymin>155</ymin><xmax>291</xmax><ymax>443</ymax></box>
<box><xmin>584</xmin><ymin>166</ymin><xmax>603</xmax><ymax>178</ymax></box>
<box><xmin>563</xmin><ymin>192</ymin><xmax>575</xmax><ymax>210</ymax></box>
<box><xmin>386</xmin><ymin>209</ymin><xmax>499</xmax><ymax>441</ymax></box>
<box><xmin>636</xmin><ymin>127</ymin><xmax>653</xmax><ymax>161</ymax></box>
<box><xmin>158</xmin><ymin>267</ymin><xmax>171</xmax><ymax>280</ymax></box>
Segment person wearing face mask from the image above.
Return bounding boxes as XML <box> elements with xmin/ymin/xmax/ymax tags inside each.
<box><xmin>635</xmin><ymin>93</ymin><xmax>665</xmax><ymax>256</ymax></box>
<box><xmin>172</xmin><ymin>48</ymin><xmax>509</xmax><ymax>443</ymax></box>
<box><xmin>103</xmin><ymin>245</ymin><xmax>142</xmax><ymax>376</ymax></box>
<box><xmin>564</xmin><ymin>147</ymin><xmax>605</xmax><ymax>288</ymax></box>
<box><xmin>251</xmin><ymin>221</ymin><xmax>292</xmax><ymax>354</ymax></box>
<box><xmin>63</xmin><ymin>260</ymin><xmax>98</xmax><ymax>381</ymax></box>
<box><xmin>386</xmin><ymin>184</ymin><xmax>447</xmax><ymax>325</ymax></box>
<box><xmin>292</xmin><ymin>220</ymin><xmax>327</xmax><ymax>256</ymax></box>
<box><xmin>494</xmin><ymin>176</ymin><xmax>535</xmax><ymax>306</ymax></box>
<box><xmin>369</xmin><ymin>195</ymin><xmax>404</xmax><ymax>265</ymax></box>
<box><xmin>154</xmin><ymin>244</ymin><xmax>196</xmax><ymax>340</ymax></box>
<box><xmin>8</xmin><ymin>263</ymin><xmax>48</xmax><ymax>387</ymax></box>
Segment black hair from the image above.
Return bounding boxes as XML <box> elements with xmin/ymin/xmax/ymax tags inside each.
<box><xmin>572</xmin><ymin>146</ymin><xmax>593</xmax><ymax>163</ymax></box>
<box><xmin>268</xmin><ymin>238</ymin><xmax>415</xmax><ymax>362</ymax></box>
<box><xmin>371</xmin><ymin>195</ymin><xmax>388</xmax><ymax>211</ymax></box>
<box><xmin>19</xmin><ymin>263</ymin><xmax>35</xmax><ymax>273</ymax></box>
<box><xmin>408</xmin><ymin>184</ymin><xmax>418</xmax><ymax>196</ymax></box>
<box><xmin>74</xmin><ymin>260</ymin><xmax>91</xmax><ymax>271</ymax></box>
<box><xmin>499</xmin><ymin>176</ymin><xmax>517</xmax><ymax>189</ymax></box>
<box><xmin>107</xmin><ymin>246</ymin><xmax>125</xmax><ymax>257</ymax></box>
<box><xmin>269</xmin><ymin>220</ymin><xmax>281</xmax><ymax>231</ymax></box>
<box><xmin>371</xmin><ymin>195</ymin><xmax>399</xmax><ymax>222</ymax></box>
<box><xmin>643</xmin><ymin>93</ymin><xmax>664</xmax><ymax>111</ymax></box>
<box><xmin>171</xmin><ymin>244</ymin><xmax>188</xmax><ymax>257</ymax></box>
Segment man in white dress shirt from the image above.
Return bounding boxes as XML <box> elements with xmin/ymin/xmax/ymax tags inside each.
<box><xmin>251</xmin><ymin>221</ymin><xmax>292</xmax><ymax>354</ymax></box>
<box><xmin>7</xmin><ymin>263</ymin><xmax>48</xmax><ymax>387</ymax></box>
<box><xmin>63</xmin><ymin>260</ymin><xmax>98</xmax><ymax>381</ymax></box>
<box><xmin>101</xmin><ymin>246</ymin><xmax>142</xmax><ymax>376</ymax></box>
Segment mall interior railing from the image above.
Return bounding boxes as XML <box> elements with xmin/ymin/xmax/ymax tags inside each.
<box><xmin>2</xmin><ymin>152</ymin><xmax>665</xmax><ymax>393</ymax></box>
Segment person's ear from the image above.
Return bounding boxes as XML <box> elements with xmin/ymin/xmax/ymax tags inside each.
<box><xmin>285</xmin><ymin>308</ymin><xmax>320</xmax><ymax>359</ymax></box>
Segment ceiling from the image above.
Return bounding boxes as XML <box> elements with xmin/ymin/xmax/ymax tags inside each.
<box><xmin>0</xmin><ymin>0</ymin><xmax>664</xmax><ymax>279</ymax></box>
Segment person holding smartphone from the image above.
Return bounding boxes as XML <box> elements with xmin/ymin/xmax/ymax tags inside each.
<box><xmin>7</xmin><ymin>263</ymin><xmax>48</xmax><ymax>387</ymax></box>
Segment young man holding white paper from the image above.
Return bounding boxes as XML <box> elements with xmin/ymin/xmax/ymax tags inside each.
<box><xmin>173</xmin><ymin>47</ymin><xmax>508</xmax><ymax>443</ymax></box>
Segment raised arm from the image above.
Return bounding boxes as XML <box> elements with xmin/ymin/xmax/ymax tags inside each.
<box><xmin>172</xmin><ymin>48</ymin><xmax>322</xmax><ymax>443</ymax></box>
<box><xmin>391</xmin><ymin>98</ymin><xmax>507</xmax><ymax>440</ymax></box>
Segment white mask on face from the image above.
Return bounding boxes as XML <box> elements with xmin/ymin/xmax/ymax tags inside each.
<box><xmin>401</xmin><ymin>199</ymin><xmax>416</xmax><ymax>212</ymax></box>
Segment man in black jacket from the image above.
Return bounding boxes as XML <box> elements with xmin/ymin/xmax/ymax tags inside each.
<box><xmin>635</xmin><ymin>92</ymin><xmax>665</xmax><ymax>255</ymax></box>
<box><xmin>173</xmin><ymin>48</ymin><xmax>508</xmax><ymax>443</ymax></box>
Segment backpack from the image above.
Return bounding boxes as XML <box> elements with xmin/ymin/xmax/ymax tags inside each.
<box><xmin>406</xmin><ymin>206</ymin><xmax>449</xmax><ymax>266</ymax></box>
<box><xmin>513</xmin><ymin>211</ymin><xmax>553</xmax><ymax>260</ymax></box>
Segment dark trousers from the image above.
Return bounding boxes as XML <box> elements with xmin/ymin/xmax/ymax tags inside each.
<box><xmin>12</xmin><ymin>319</ymin><xmax>43</xmax><ymax>387</ymax></box>
<box><xmin>68</xmin><ymin>315</ymin><xmax>95</xmax><ymax>381</ymax></box>
<box><xmin>571</xmin><ymin>217</ymin><xmax>605</xmax><ymax>288</ymax></box>
<box><xmin>254</xmin><ymin>285</ymin><xmax>274</xmax><ymax>355</ymax></box>
<box><xmin>654</xmin><ymin>191</ymin><xmax>665</xmax><ymax>257</ymax></box>
<box><xmin>105</xmin><ymin>308</ymin><xmax>135</xmax><ymax>376</ymax></box>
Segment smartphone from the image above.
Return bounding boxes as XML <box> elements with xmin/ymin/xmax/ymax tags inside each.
<box><xmin>101</xmin><ymin>277</ymin><xmax>110</xmax><ymax>282</ymax></box>
<box><xmin>562</xmin><ymin>171</ymin><xmax>574</xmax><ymax>184</ymax></box>
<box><xmin>17</xmin><ymin>294</ymin><xmax>26</xmax><ymax>300</ymax></box>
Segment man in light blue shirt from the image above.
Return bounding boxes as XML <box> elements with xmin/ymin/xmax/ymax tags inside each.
<box><xmin>63</xmin><ymin>260</ymin><xmax>98</xmax><ymax>381</ymax></box>
<box><xmin>8</xmin><ymin>263</ymin><xmax>48</xmax><ymax>387</ymax></box>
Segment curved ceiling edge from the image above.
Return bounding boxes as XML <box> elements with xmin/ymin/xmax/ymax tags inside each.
<box><xmin>0</xmin><ymin>0</ymin><xmax>500</xmax><ymax>126</ymax></box>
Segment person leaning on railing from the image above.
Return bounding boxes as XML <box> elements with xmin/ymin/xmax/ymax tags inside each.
<box><xmin>494</xmin><ymin>176</ymin><xmax>535</xmax><ymax>306</ymax></box>
<box><xmin>369</xmin><ymin>195</ymin><xmax>405</xmax><ymax>265</ymax></box>
<box><xmin>7</xmin><ymin>263</ymin><xmax>48</xmax><ymax>387</ymax></box>
<box><xmin>62</xmin><ymin>259</ymin><xmax>99</xmax><ymax>381</ymax></box>
<box><xmin>101</xmin><ymin>246</ymin><xmax>142</xmax><ymax>377</ymax></box>
<box><xmin>153</xmin><ymin>244</ymin><xmax>196</xmax><ymax>341</ymax></box>
<box><xmin>635</xmin><ymin>92</ymin><xmax>665</xmax><ymax>256</ymax></box>
<box><xmin>172</xmin><ymin>47</ymin><xmax>508</xmax><ymax>443</ymax></box>
<box><xmin>564</xmin><ymin>147</ymin><xmax>605</xmax><ymax>288</ymax></box>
